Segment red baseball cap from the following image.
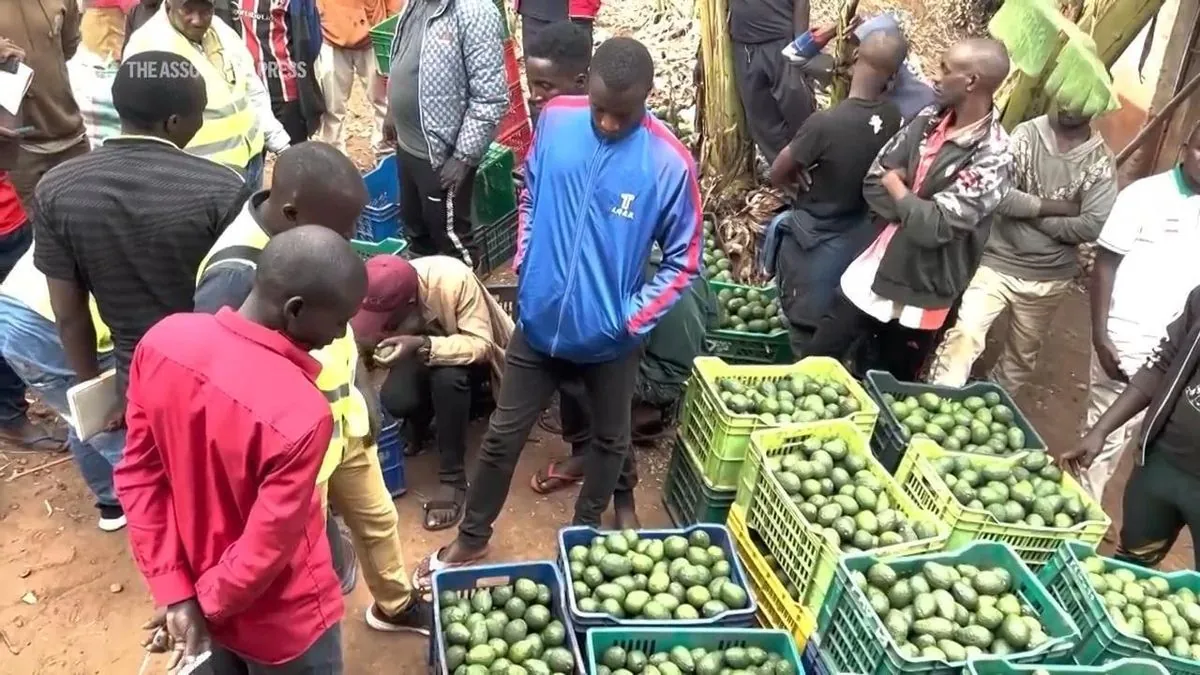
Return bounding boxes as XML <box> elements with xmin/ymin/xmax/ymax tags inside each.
<box><xmin>350</xmin><ymin>256</ymin><xmax>420</xmax><ymax>344</ymax></box>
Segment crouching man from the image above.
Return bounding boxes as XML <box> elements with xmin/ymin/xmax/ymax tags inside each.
<box><xmin>353</xmin><ymin>255</ymin><xmax>513</xmax><ymax>532</ymax></box>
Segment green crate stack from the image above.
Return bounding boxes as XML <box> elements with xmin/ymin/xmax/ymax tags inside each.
<box><xmin>677</xmin><ymin>356</ymin><xmax>879</xmax><ymax>491</ymax></box>
<box><xmin>816</xmin><ymin>541</ymin><xmax>1081</xmax><ymax>675</ymax></box>
<box><xmin>587</xmin><ymin>627</ymin><xmax>804</xmax><ymax>675</ymax></box>
<box><xmin>1037</xmin><ymin>540</ymin><xmax>1200</xmax><ymax>672</ymax></box>
<box><xmin>472</xmin><ymin>143</ymin><xmax>517</xmax><ymax>230</ymax></box>
<box><xmin>661</xmin><ymin>437</ymin><xmax>736</xmax><ymax>527</ymax></box>
<box><xmin>735</xmin><ymin>420</ymin><xmax>949</xmax><ymax>616</ymax></box>
<box><xmin>705</xmin><ymin>280</ymin><xmax>794</xmax><ymax>364</ymax></box>
<box><xmin>351</xmin><ymin>237</ymin><xmax>408</xmax><ymax>261</ymax></box>
<box><xmin>968</xmin><ymin>659</ymin><xmax>1168</xmax><ymax>675</ymax></box>
<box><xmin>894</xmin><ymin>440</ymin><xmax>1111</xmax><ymax>569</ymax></box>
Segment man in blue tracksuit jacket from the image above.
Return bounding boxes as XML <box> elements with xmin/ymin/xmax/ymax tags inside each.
<box><xmin>417</xmin><ymin>36</ymin><xmax>703</xmax><ymax>578</ymax></box>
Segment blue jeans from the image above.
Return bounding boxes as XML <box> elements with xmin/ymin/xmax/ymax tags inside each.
<box><xmin>0</xmin><ymin>225</ymin><xmax>32</xmax><ymax>426</ymax></box>
<box><xmin>244</xmin><ymin>153</ymin><xmax>265</xmax><ymax>191</ymax></box>
<box><xmin>0</xmin><ymin>296</ymin><xmax>125</xmax><ymax>507</ymax></box>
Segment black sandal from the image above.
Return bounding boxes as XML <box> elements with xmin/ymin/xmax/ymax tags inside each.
<box><xmin>422</xmin><ymin>486</ymin><xmax>467</xmax><ymax>531</ymax></box>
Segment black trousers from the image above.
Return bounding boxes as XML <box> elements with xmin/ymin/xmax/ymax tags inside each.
<box><xmin>378</xmin><ymin>360</ymin><xmax>474</xmax><ymax>487</ymax></box>
<box><xmin>208</xmin><ymin>624</ymin><xmax>342</xmax><ymax>674</ymax></box>
<box><xmin>273</xmin><ymin>99</ymin><xmax>312</xmax><ymax>145</ymax></box>
<box><xmin>459</xmin><ymin>327</ymin><xmax>640</xmax><ymax>548</ymax></box>
<box><xmin>1117</xmin><ymin>450</ymin><xmax>1200</xmax><ymax>570</ymax></box>
<box><xmin>558</xmin><ymin>377</ymin><xmax>639</xmax><ymax>494</ymax></box>
<box><xmin>805</xmin><ymin>292</ymin><xmax>940</xmax><ymax>382</ymax></box>
<box><xmin>395</xmin><ymin>148</ymin><xmax>478</xmax><ymax>268</ymax></box>
<box><xmin>521</xmin><ymin>16</ymin><xmax>594</xmax><ymax>50</ymax></box>
<box><xmin>731</xmin><ymin>38</ymin><xmax>815</xmax><ymax>163</ymax></box>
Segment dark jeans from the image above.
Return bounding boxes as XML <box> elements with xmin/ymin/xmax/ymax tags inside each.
<box><xmin>558</xmin><ymin>377</ymin><xmax>639</xmax><ymax>494</ymax></box>
<box><xmin>0</xmin><ymin>224</ymin><xmax>32</xmax><ymax>426</ymax></box>
<box><xmin>521</xmin><ymin>16</ymin><xmax>594</xmax><ymax>50</ymax></box>
<box><xmin>460</xmin><ymin>327</ymin><xmax>640</xmax><ymax>548</ymax></box>
<box><xmin>731</xmin><ymin>38</ymin><xmax>815</xmax><ymax>163</ymax></box>
<box><xmin>1117</xmin><ymin>450</ymin><xmax>1200</xmax><ymax>569</ymax></box>
<box><xmin>378</xmin><ymin>360</ymin><xmax>474</xmax><ymax>487</ymax></box>
<box><xmin>273</xmin><ymin>99</ymin><xmax>312</xmax><ymax>145</ymax></box>
<box><xmin>208</xmin><ymin>624</ymin><xmax>342</xmax><ymax>674</ymax></box>
<box><xmin>395</xmin><ymin>148</ymin><xmax>478</xmax><ymax>268</ymax></box>
<box><xmin>805</xmin><ymin>291</ymin><xmax>940</xmax><ymax>381</ymax></box>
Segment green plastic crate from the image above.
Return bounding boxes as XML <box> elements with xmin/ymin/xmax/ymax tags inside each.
<box><xmin>864</xmin><ymin>370</ymin><xmax>1048</xmax><ymax>473</ymax></box>
<box><xmin>968</xmin><ymin>659</ymin><xmax>1169</xmax><ymax>675</ymax></box>
<box><xmin>736</xmin><ymin>420</ymin><xmax>949</xmax><ymax>616</ymax></box>
<box><xmin>472</xmin><ymin>144</ymin><xmax>517</xmax><ymax>229</ymax></box>
<box><xmin>351</xmin><ymin>236</ymin><xmax>408</xmax><ymax>260</ymax></box>
<box><xmin>586</xmin><ymin>627</ymin><xmax>803</xmax><ymax>674</ymax></box>
<box><xmin>662</xmin><ymin>437</ymin><xmax>736</xmax><ymax>527</ymax></box>
<box><xmin>894</xmin><ymin>440</ymin><xmax>1111</xmax><ymax>569</ymax></box>
<box><xmin>705</xmin><ymin>280</ymin><xmax>794</xmax><ymax>365</ymax></box>
<box><xmin>1037</xmin><ymin>540</ymin><xmax>1200</xmax><ymax>672</ymax></box>
<box><xmin>369</xmin><ymin>15</ymin><xmax>397</xmax><ymax>74</ymax></box>
<box><xmin>475</xmin><ymin>210</ymin><xmax>517</xmax><ymax>277</ymax></box>
<box><xmin>678</xmin><ymin>356</ymin><xmax>880</xmax><ymax>490</ymax></box>
<box><xmin>728</xmin><ymin>503</ymin><xmax>818</xmax><ymax>651</ymax></box>
<box><xmin>815</xmin><ymin>541</ymin><xmax>1081</xmax><ymax>675</ymax></box>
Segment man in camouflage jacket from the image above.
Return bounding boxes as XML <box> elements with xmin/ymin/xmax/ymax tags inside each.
<box><xmin>384</xmin><ymin>0</ymin><xmax>507</xmax><ymax>266</ymax></box>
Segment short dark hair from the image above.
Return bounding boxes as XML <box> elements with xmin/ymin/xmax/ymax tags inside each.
<box><xmin>526</xmin><ymin>21</ymin><xmax>592</xmax><ymax>73</ymax></box>
<box><xmin>113</xmin><ymin>51</ymin><xmax>207</xmax><ymax>128</ymax></box>
<box><xmin>591</xmin><ymin>37</ymin><xmax>654</xmax><ymax>92</ymax></box>
<box><xmin>859</xmin><ymin>30</ymin><xmax>908</xmax><ymax>74</ymax></box>
<box><xmin>256</xmin><ymin>225</ymin><xmax>366</xmax><ymax>308</ymax></box>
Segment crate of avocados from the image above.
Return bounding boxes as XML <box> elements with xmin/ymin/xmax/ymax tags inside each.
<box><xmin>678</xmin><ymin>356</ymin><xmax>879</xmax><ymax>490</ymax></box>
<box><xmin>557</xmin><ymin>524</ymin><xmax>757</xmax><ymax>631</ymax></box>
<box><xmin>1037</xmin><ymin>540</ymin><xmax>1200</xmax><ymax>672</ymax></box>
<box><xmin>728</xmin><ymin>503</ymin><xmax>818</xmax><ymax>651</ymax></box>
<box><xmin>968</xmin><ymin>658</ymin><xmax>1169</xmax><ymax>675</ymax></box>
<box><xmin>737</xmin><ymin>420</ymin><xmax>949</xmax><ymax>616</ymax></box>
<box><xmin>431</xmin><ymin>561</ymin><xmax>584</xmax><ymax>674</ymax></box>
<box><xmin>864</xmin><ymin>370</ymin><xmax>1047</xmax><ymax>474</ymax></box>
<box><xmin>588</xmin><ymin>626</ymin><xmax>804</xmax><ymax>675</ymax></box>
<box><xmin>815</xmin><ymin>541</ymin><xmax>1081</xmax><ymax>675</ymax></box>
<box><xmin>705</xmin><ymin>280</ymin><xmax>794</xmax><ymax>365</ymax></box>
<box><xmin>895</xmin><ymin>441</ymin><xmax>1110</xmax><ymax>569</ymax></box>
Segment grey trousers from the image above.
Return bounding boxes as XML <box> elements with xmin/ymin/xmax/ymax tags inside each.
<box><xmin>731</xmin><ymin>38</ymin><xmax>816</xmax><ymax>163</ymax></box>
<box><xmin>209</xmin><ymin>624</ymin><xmax>342</xmax><ymax>674</ymax></box>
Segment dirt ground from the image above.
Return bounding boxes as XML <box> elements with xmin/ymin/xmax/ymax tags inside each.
<box><xmin>0</xmin><ymin>40</ymin><xmax>1187</xmax><ymax>675</ymax></box>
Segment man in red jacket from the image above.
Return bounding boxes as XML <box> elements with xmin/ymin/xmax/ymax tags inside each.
<box><xmin>115</xmin><ymin>226</ymin><xmax>367</xmax><ymax>672</ymax></box>
<box><xmin>517</xmin><ymin>0</ymin><xmax>599</xmax><ymax>50</ymax></box>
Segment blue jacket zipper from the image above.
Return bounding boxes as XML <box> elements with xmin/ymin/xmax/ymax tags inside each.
<box><xmin>550</xmin><ymin>143</ymin><xmax>605</xmax><ymax>355</ymax></box>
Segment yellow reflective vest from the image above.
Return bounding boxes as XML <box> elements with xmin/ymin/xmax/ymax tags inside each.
<box><xmin>124</xmin><ymin>8</ymin><xmax>263</xmax><ymax>171</ymax></box>
<box><xmin>196</xmin><ymin>213</ymin><xmax>371</xmax><ymax>484</ymax></box>
<box><xmin>0</xmin><ymin>249</ymin><xmax>113</xmax><ymax>353</ymax></box>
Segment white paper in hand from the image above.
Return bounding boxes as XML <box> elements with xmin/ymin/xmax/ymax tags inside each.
<box><xmin>67</xmin><ymin>369</ymin><xmax>119</xmax><ymax>441</ymax></box>
<box><xmin>0</xmin><ymin>62</ymin><xmax>32</xmax><ymax>115</ymax></box>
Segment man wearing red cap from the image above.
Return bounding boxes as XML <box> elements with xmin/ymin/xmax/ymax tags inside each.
<box><xmin>352</xmin><ymin>255</ymin><xmax>513</xmax><ymax>531</ymax></box>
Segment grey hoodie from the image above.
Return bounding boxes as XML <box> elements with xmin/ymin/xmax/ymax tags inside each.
<box><xmin>981</xmin><ymin>115</ymin><xmax>1117</xmax><ymax>280</ymax></box>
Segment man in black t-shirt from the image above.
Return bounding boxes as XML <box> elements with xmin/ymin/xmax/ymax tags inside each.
<box><xmin>766</xmin><ymin>30</ymin><xmax>906</xmax><ymax>352</ymax></box>
<box><xmin>729</xmin><ymin>0</ymin><xmax>815</xmax><ymax>162</ymax></box>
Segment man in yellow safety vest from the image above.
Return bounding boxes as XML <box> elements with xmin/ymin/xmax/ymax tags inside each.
<box><xmin>123</xmin><ymin>0</ymin><xmax>291</xmax><ymax>187</ymax></box>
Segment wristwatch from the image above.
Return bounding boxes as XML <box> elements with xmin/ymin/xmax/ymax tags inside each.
<box><xmin>416</xmin><ymin>336</ymin><xmax>432</xmax><ymax>363</ymax></box>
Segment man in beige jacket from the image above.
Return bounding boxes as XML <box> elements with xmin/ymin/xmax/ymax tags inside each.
<box><xmin>353</xmin><ymin>255</ymin><xmax>513</xmax><ymax>531</ymax></box>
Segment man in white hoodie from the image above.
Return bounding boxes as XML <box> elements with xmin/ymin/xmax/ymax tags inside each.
<box><xmin>930</xmin><ymin>108</ymin><xmax>1117</xmax><ymax>393</ymax></box>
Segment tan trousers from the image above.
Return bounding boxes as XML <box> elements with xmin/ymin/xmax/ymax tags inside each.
<box><xmin>316</xmin><ymin>43</ymin><xmax>387</xmax><ymax>153</ymax></box>
<box><xmin>930</xmin><ymin>265</ymin><xmax>1073</xmax><ymax>394</ymax></box>
<box><xmin>1079</xmin><ymin>348</ymin><xmax>1143</xmax><ymax>502</ymax></box>
<box><xmin>324</xmin><ymin>435</ymin><xmax>412</xmax><ymax>615</ymax></box>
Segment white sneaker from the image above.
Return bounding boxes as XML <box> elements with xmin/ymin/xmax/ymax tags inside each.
<box><xmin>98</xmin><ymin>505</ymin><xmax>127</xmax><ymax>532</ymax></box>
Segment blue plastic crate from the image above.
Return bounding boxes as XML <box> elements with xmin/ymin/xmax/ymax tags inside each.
<box><xmin>355</xmin><ymin>212</ymin><xmax>400</xmax><ymax>242</ymax></box>
<box><xmin>364</xmin><ymin>154</ymin><xmax>400</xmax><ymax>208</ymax></box>
<box><xmin>375</xmin><ymin>413</ymin><xmax>406</xmax><ymax>498</ymax></box>
<box><xmin>802</xmin><ymin>638</ymin><xmax>835</xmax><ymax>675</ymax></box>
<box><xmin>431</xmin><ymin>561</ymin><xmax>585</xmax><ymax>675</ymax></box>
<box><xmin>557</xmin><ymin>524</ymin><xmax>758</xmax><ymax>631</ymax></box>
<box><xmin>587</xmin><ymin>627</ymin><xmax>803</xmax><ymax>673</ymax></box>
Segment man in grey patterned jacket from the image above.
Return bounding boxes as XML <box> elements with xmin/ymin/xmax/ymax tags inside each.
<box><xmin>384</xmin><ymin>0</ymin><xmax>508</xmax><ymax>267</ymax></box>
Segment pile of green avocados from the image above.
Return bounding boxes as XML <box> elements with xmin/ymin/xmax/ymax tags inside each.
<box><xmin>566</xmin><ymin>529</ymin><xmax>750</xmax><ymax>621</ymax></box>
<box><xmin>714</xmin><ymin>375</ymin><xmax>863</xmax><ymax>426</ymax></box>
<box><xmin>1081</xmin><ymin>552</ymin><xmax>1200</xmax><ymax>659</ymax></box>
<box><xmin>714</xmin><ymin>285</ymin><xmax>787</xmax><ymax>336</ymax></box>
<box><xmin>439</xmin><ymin>578</ymin><xmax>575</xmax><ymax>675</ymax></box>
<box><xmin>881</xmin><ymin>390</ymin><xmax>1029</xmax><ymax>455</ymax></box>
<box><xmin>594</xmin><ymin>642</ymin><xmax>797</xmax><ymax>675</ymax></box>
<box><xmin>701</xmin><ymin>219</ymin><xmax>734</xmax><ymax>284</ymax></box>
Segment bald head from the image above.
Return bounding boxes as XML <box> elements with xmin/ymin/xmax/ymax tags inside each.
<box><xmin>249</xmin><ymin>225</ymin><xmax>368</xmax><ymax>350</ymax></box>
<box><xmin>934</xmin><ymin>37</ymin><xmax>1010</xmax><ymax>110</ymax></box>
<box><xmin>265</xmin><ymin>142</ymin><xmax>369</xmax><ymax>240</ymax></box>
<box><xmin>858</xmin><ymin>30</ymin><xmax>908</xmax><ymax>76</ymax></box>
<box><xmin>956</xmin><ymin>38</ymin><xmax>1011</xmax><ymax>90</ymax></box>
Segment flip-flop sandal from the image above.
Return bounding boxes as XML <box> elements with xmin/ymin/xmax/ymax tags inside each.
<box><xmin>422</xmin><ymin>486</ymin><xmax>467</xmax><ymax>531</ymax></box>
<box><xmin>529</xmin><ymin>461</ymin><xmax>583</xmax><ymax>495</ymax></box>
<box><xmin>412</xmin><ymin>544</ymin><xmax>490</xmax><ymax>591</ymax></box>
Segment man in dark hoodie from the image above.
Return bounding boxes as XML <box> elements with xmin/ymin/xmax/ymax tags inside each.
<box><xmin>805</xmin><ymin>38</ymin><xmax>1013</xmax><ymax>380</ymax></box>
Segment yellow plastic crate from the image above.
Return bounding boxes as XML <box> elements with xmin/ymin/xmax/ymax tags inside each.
<box><xmin>678</xmin><ymin>356</ymin><xmax>880</xmax><ymax>490</ymax></box>
<box><xmin>727</xmin><ymin>504</ymin><xmax>817</xmax><ymax>651</ymax></box>
<box><xmin>737</xmin><ymin>420</ymin><xmax>950</xmax><ymax>616</ymax></box>
<box><xmin>894</xmin><ymin>439</ymin><xmax>1111</xmax><ymax>568</ymax></box>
